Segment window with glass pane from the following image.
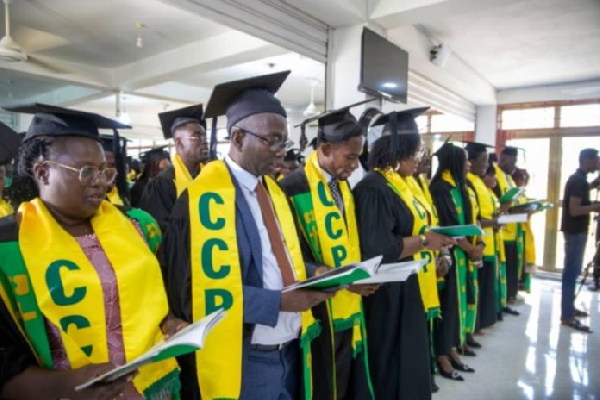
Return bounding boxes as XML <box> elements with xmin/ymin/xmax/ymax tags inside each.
<box><xmin>501</xmin><ymin>107</ymin><xmax>555</xmax><ymax>130</ymax></box>
<box><xmin>560</xmin><ymin>104</ymin><xmax>600</xmax><ymax>127</ymax></box>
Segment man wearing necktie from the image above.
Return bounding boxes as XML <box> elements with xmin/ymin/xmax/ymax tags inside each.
<box><xmin>281</xmin><ymin>102</ymin><xmax>379</xmax><ymax>400</ymax></box>
<box><xmin>159</xmin><ymin>71</ymin><xmax>334</xmax><ymax>400</ymax></box>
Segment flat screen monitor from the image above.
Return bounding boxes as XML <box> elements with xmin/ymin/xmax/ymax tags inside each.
<box><xmin>360</xmin><ymin>27</ymin><xmax>409</xmax><ymax>103</ymax></box>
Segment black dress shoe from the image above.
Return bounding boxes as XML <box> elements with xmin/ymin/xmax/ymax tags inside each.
<box><xmin>450</xmin><ymin>360</ymin><xmax>475</xmax><ymax>373</ymax></box>
<box><xmin>467</xmin><ymin>339</ymin><xmax>482</xmax><ymax>349</ymax></box>
<box><xmin>438</xmin><ymin>367</ymin><xmax>464</xmax><ymax>381</ymax></box>
<box><xmin>458</xmin><ymin>347</ymin><xmax>476</xmax><ymax>357</ymax></box>
<box><xmin>503</xmin><ymin>306</ymin><xmax>520</xmax><ymax>316</ymax></box>
<box><xmin>431</xmin><ymin>377</ymin><xmax>439</xmax><ymax>393</ymax></box>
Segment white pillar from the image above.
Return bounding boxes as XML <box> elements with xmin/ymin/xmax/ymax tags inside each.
<box><xmin>474</xmin><ymin>105</ymin><xmax>497</xmax><ymax>146</ymax></box>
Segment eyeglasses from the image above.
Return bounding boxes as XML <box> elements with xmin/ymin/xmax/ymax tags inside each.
<box><xmin>234</xmin><ymin>127</ymin><xmax>293</xmax><ymax>151</ymax></box>
<box><xmin>43</xmin><ymin>160</ymin><xmax>118</xmax><ymax>185</ymax></box>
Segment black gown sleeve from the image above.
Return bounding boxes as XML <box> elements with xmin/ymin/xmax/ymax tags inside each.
<box><xmin>157</xmin><ymin>191</ymin><xmax>192</xmax><ymax>323</ymax></box>
<box><xmin>430</xmin><ymin>180</ymin><xmax>460</xmax><ymax>227</ymax></box>
<box><xmin>130</xmin><ymin>179</ymin><xmax>147</xmax><ymax>208</ymax></box>
<box><xmin>140</xmin><ymin>174</ymin><xmax>177</xmax><ymax>233</ymax></box>
<box><xmin>0</xmin><ymin>301</ymin><xmax>37</xmax><ymax>393</ymax></box>
<box><xmin>353</xmin><ymin>173</ymin><xmax>412</xmax><ymax>263</ymax></box>
<box><xmin>156</xmin><ymin>191</ymin><xmax>200</xmax><ymax>400</ymax></box>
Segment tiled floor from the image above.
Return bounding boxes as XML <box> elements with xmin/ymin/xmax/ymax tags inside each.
<box><xmin>435</xmin><ymin>277</ymin><xmax>599</xmax><ymax>400</ymax></box>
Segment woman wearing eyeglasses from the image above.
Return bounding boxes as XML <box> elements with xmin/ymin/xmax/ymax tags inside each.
<box><xmin>353</xmin><ymin>109</ymin><xmax>456</xmax><ymax>399</ymax></box>
<box><xmin>0</xmin><ymin>105</ymin><xmax>184</xmax><ymax>400</ymax></box>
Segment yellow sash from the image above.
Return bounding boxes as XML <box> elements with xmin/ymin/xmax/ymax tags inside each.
<box><xmin>377</xmin><ymin>169</ymin><xmax>439</xmax><ymax>316</ymax></box>
<box><xmin>106</xmin><ymin>187</ymin><xmax>124</xmax><ymax>206</ymax></box>
<box><xmin>467</xmin><ymin>173</ymin><xmax>495</xmax><ymax>257</ymax></box>
<box><xmin>173</xmin><ymin>154</ymin><xmax>196</xmax><ymax>197</ymax></box>
<box><xmin>0</xmin><ymin>198</ymin><xmax>13</xmax><ymax>218</ymax></box>
<box><xmin>407</xmin><ymin>176</ymin><xmax>438</xmax><ymax>226</ymax></box>
<box><xmin>188</xmin><ymin>160</ymin><xmax>318</xmax><ymax>399</ymax></box>
<box><xmin>304</xmin><ymin>152</ymin><xmax>364</xmax><ymax>349</ymax></box>
<box><xmin>18</xmin><ymin>199</ymin><xmax>177</xmax><ymax>394</ymax></box>
<box><xmin>494</xmin><ymin>165</ymin><xmax>520</xmax><ymax>241</ymax></box>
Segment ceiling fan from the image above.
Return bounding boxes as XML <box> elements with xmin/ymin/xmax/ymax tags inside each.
<box><xmin>303</xmin><ymin>79</ymin><xmax>320</xmax><ymax>118</ymax></box>
<box><xmin>0</xmin><ymin>0</ymin><xmax>69</xmax><ymax>73</ymax></box>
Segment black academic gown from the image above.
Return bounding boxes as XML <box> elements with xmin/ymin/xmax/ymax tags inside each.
<box><xmin>430</xmin><ymin>178</ymin><xmax>468</xmax><ymax>355</ymax></box>
<box><xmin>468</xmin><ymin>183</ymin><xmax>497</xmax><ymax>330</ymax></box>
<box><xmin>280</xmin><ymin>168</ymin><xmax>370</xmax><ymax>400</ymax></box>
<box><xmin>493</xmin><ymin>181</ymin><xmax>519</xmax><ymax>300</ymax></box>
<box><xmin>140</xmin><ymin>166</ymin><xmax>177</xmax><ymax>232</ymax></box>
<box><xmin>130</xmin><ymin>177</ymin><xmax>149</xmax><ymax>208</ymax></box>
<box><xmin>353</xmin><ymin>171</ymin><xmax>431</xmax><ymax>400</ymax></box>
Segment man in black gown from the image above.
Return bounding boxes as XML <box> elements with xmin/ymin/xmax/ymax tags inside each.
<box><xmin>280</xmin><ymin>104</ymin><xmax>378</xmax><ymax>400</ymax></box>
<box><xmin>140</xmin><ymin>104</ymin><xmax>208</xmax><ymax>231</ymax></box>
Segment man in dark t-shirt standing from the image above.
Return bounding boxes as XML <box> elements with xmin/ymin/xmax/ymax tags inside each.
<box><xmin>560</xmin><ymin>148</ymin><xmax>600</xmax><ymax>332</ymax></box>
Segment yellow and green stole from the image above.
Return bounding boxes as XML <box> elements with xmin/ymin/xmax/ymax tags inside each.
<box><xmin>288</xmin><ymin>152</ymin><xmax>374</xmax><ymax>398</ymax></box>
<box><xmin>468</xmin><ymin>173</ymin><xmax>508</xmax><ymax>315</ymax></box>
<box><xmin>440</xmin><ymin>170</ymin><xmax>471</xmax><ymax>345</ymax></box>
<box><xmin>377</xmin><ymin>169</ymin><xmax>440</xmax><ymax>319</ymax></box>
<box><xmin>405</xmin><ymin>175</ymin><xmax>441</xmax><ymax>319</ymax></box>
<box><xmin>494</xmin><ymin>165</ymin><xmax>533</xmax><ymax>292</ymax></box>
<box><xmin>0</xmin><ymin>199</ymin><xmax>179</xmax><ymax>398</ymax></box>
<box><xmin>188</xmin><ymin>160</ymin><xmax>320</xmax><ymax>400</ymax></box>
<box><xmin>106</xmin><ymin>186</ymin><xmax>124</xmax><ymax>206</ymax></box>
<box><xmin>0</xmin><ymin>197</ymin><xmax>13</xmax><ymax>218</ymax></box>
<box><xmin>173</xmin><ymin>154</ymin><xmax>197</xmax><ymax>197</ymax></box>
<box><xmin>417</xmin><ymin>174</ymin><xmax>434</xmax><ymax>209</ymax></box>
<box><xmin>489</xmin><ymin>189</ymin><xmax>508</xmax><ymax>310</ymax></box>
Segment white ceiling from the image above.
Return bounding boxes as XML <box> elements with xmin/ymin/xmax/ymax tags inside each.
<box><xmin>8</xmin><ymin>0</ymin><xmax>229</xmax><ymax>68</ymax></box>
<box><xmin>0</xmin><ymin>0</ymin><xmax>599</xmax><ymax>139</ymax></box>
<box><xmin>409</xmin><ymin>0</ymin><xmax>600</xmax><ymax>89</ymax></box>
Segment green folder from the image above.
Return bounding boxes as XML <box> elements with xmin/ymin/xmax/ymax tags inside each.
<box><xmin>283</xmin><ymin>257</ymin><xmax>382</xmax><ymax>292</ymax></box>
<box><xmin>499</xmin><ymin>187</ymin><xmax>523</xmax><ymax>205</ymax></box>
<box><xmin>430</xmin><ymin>224</ymin><xmax>483</xmax><ymax>237</ymax></box>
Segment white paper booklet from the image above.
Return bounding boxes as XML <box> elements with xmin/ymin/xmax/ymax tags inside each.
<box><xmin>357</xmin><ymin>259</ymin><xmax>427</xmax><ymax>284</ymax></box>
<box><xmin>75</xmin><ymin>309</ymin><xmax>226</xmax><ymax>391</ymax></box>
<box><xmin>497</xmin><ymin>213</ymin><xmax>528</xmax><ymax>224</ymax></box>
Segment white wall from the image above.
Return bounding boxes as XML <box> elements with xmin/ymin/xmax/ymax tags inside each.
<box><xmin>497</xmin><ymin>79</ymin><xmax>600</xmax><ymax>104</ymax></box>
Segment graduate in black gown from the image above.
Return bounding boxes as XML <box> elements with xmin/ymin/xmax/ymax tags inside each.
<box><xmin>159</xmin><ymin>71</ymin><xmax>333</xmax><ymax>400</ymax></box>
<box><xmin>100</xmin><ymin>134</ymin><xmax>130</xmax><ymax>206</ymax></box>
<box><xmin>140</xmin><ymin>104</ymin><xmax>208</xmax><ymax>231</ymax></box>
<box><xmin>430</xmin><ymin>142</ymin><xmax>483</xmax><ymax>381</ymax></box>
<box><xmin>130</xmin><ymin>147</ymin><xmax>171</xmax><ymax>207</ymax></box>
<box><xmin>465</xmin><ymin>142</ymin><xmax>499</xmax><ymax>331</ymax></box>
<box><xmin>353</xmin><ymin>108</ymin><xmax>455</xmax><ymax>399</ymax></box>
<box><xmin>280</xmin><ymin>102</ymin><xmax>378</xmax><ymax>400</ymax></box>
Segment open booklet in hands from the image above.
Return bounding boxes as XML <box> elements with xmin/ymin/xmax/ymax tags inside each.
<box><xmin>75</xmin><ymin>309</ymin><xmax>226</xmax><ymax>391</ymax></box>
<box><xmin>282</xmin><ymin>256</ymin><xmax>428</xmax><ymax>293</ymax></box>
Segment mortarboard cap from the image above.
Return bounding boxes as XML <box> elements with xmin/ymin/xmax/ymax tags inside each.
<box><xmin>296</xmin><ymin>98</ymin><xmax>376</xmax><ymax>150</ymax></box>
<box><xmin>0</xmin><ymin>121</ymin><xmax>21</xmax><ymax>165</ymax></box>
<box><xmin>139</xmin><ymin>146</ymin><xmax>171</xmax><ymax>163</ymax></box>
<box><xmin>368</xmin><ymin>106</ymin><xmax>429</xmax><ymax>152</ymax></box>
<box><xmin>3</xmin><ymin>103</ymin><xmax>130</xmax><ymax>143</ymax></box>
<box><xmin>100</xmin><ymin>134</ymin><xmax>129</xmax><ymax>154</ymax></box>
<box><xmin>462</xmin><ymin>141</ymin><xmax>495</xmax><ymax>160</ymax></box>
<box><xmin>284</xmin><ymin>148</ymin><xmax>303</xmax><ymax>163</ymax></box>
<box><xmin>501</xmin><ymin>145</ymin><xmax>526</xmax><ymax>162</ymax></box>
<box><xmin>204</xmin><ymin>70</ymin><xmax>290</xmax><ymax>159</ymax></box>
<box><xmin>158</xmin><ymin>104</ymin><xmax>206</xmax><ymax>140</ymax></box>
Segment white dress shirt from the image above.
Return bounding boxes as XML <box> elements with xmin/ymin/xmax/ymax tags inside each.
<box><xmin>224</xmin><ymin>156</ymin><xmax>301</xmax><ymax>345</ymax></box>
